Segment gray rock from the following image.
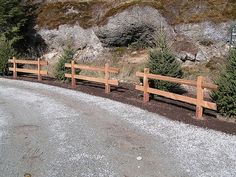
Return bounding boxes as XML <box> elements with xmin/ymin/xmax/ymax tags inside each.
<box><xmin>196</xmin><ymin>50</ymin><xmax>206</xmax><ymax>61</ymax></box>
<box><xmin>175</xmin><ymin>21</ymin><xmax>236</xmax><ymax>42</ymax></box>
<box><xmin>176</xmin><ymin>52</ymin><xmax>187</xmax><ymax>61</ymax></box>
<box><xmin>186</xmin><ymin>52</ymin><xmax>196</xmax><ymax>61</ymax></box>
<box><xmin>95</xmin><ymin>6</ymin><xmax>175</xmax><ymax>47</ymax></box>
<box><xmin>36</xmin><ymin>5</ymin><xmax>233</xmax><ymax>63</ymax></box>
<box><xmin>38</xmin><ymin>24</ymin><xmax>104</xmax><ymax>61</ymax></box>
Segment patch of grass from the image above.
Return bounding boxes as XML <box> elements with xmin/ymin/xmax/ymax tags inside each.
<box><xmin>182</xmin><ymin>57</ymin><xmax>226</xmax><ymax>81</ymax></box>
<box><xmin>36</xmin><ymin>0</ymin><xmax>236</xmax><ymax>29</ymax></box>
<box><xmin>37</xmin><ymin>1</ymin><xmax>104</xmax><ymax>29</ymax></box>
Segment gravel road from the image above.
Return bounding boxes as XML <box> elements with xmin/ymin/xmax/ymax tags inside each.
<box><xmin>0</xmin><ymin>78</ymin><xmax>235</xmax><ymax>177</ymax></box>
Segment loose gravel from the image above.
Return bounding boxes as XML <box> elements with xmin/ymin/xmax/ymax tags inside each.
<box><xmin>0</xmin><ymin>78</ymin><xmax>235</xmax><ymax>177</ymax></box>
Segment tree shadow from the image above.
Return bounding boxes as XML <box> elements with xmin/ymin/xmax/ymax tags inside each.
<box><xmin>19</xmin><ymin>3</ymin><xmax>48</xmax><ymax>58</ymax></box>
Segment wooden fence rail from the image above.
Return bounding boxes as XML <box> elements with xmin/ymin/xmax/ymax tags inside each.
<box><xmin>136</xmin><ymin>68</ymin><xmax>218</xmax><ymax>119</ymax></box>
<box><xmin>65</xmin><ymin>61</ymin><xmax>119</xmax><ymax>93</ymax></box>
<box><xmin>8</xmin><ymin>57</ymin><xmax>48</xmax><ymax>81</ymax></box>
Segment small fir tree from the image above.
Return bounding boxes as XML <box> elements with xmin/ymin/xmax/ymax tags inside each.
<box><xmin>211</xmin><ymin>49</ymin><xmax>236</xmax><ymax>117</ymax></box>
<box><xmin>147</xmin><ymin>30</ymin><xmax>183</xmax><ymax>91</ymax></box>
<box><xmin>55</xmin><ymin>47</ymin><xmax>74</xmax><ymax>81</ymax></box>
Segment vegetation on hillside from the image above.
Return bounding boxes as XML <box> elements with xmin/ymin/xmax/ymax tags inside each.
<box><xmin>36</xmin><ymin>0</ymin><xmax>236</xmax><ymax>29</ymax></box>
<box><xmin>212</xmin><ymin>49</ymin><xmax>236</xmax><ymax>118</ymax></box>
<box><xmin>0</xmin><ymin>0</ymin><xmax>28</xmax><ymax>74</ymax></box>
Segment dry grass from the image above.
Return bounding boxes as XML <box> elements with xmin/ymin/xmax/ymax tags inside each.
<box><xmin>36</xmin><ymin>0</ymin><xmax>236</xmax><ymax>29</ymax></box>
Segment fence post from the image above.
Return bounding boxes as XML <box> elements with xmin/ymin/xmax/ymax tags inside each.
<box><xmin>71</xmin><ymin>60</ymin><xmax>76</xmax><ymax>89</ymax></box>
<box><xmin>105</xmin><ymin>63</ymin><xmax>110</xmax><ymax>93</ymax></box>
<box><xmin>37</xmin><ymin>58</ymin><xmax>42</xmax><ymax>81</ymax></box>
<box><xmin>196</xmin><ymin>76</ymin><xmax>204</xmax><ymax>119</ymax></box>
<box><xmin>13</xmin><ymin>57</ymin><xmax>17</xmax><ymax>79</ymax></box>
<box><xmin>143</xmin><ymin>68</ymin><xmax>150</xmax><ymax>103</ymax></box>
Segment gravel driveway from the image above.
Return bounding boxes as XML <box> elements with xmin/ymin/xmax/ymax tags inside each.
<box><xmin>0</xmin><ymin>78</ymin><xmax>235</xmax><ymax>177</ymax></box>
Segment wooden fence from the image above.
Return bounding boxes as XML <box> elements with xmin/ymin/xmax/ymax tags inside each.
<box><xmin>8</xmin><ymin>57</ymin><xmax>48</xmax><ymax>81</ymax></box>
<box><xmin>136</xmin><ymin>68</ymin><xmax>218</xmax><ymax>119</ymax></box>
<box><xmin>65</xmin><ymin>61</ymin><xmax>119</xmax><ymax>93</ymax></box>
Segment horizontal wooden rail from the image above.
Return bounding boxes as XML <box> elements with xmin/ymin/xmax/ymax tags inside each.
<box><xmin>8</xmin><ymin>59</ymin><xmax>48</xmax><ymax>66</ymax></box>
<box><xmin>65</xmin><ymin>74</ymin><xmax>119</xmax><ymax>86</ymax></box>
<box><xmin>9</xmin><ymin>68</ymin><xmax>47</xmax><ymax>75</ymax></box>
<box><xmin>136</xmin><ymin>85</ymin><xmax>217</xmax><ymax>110</ymax></box>
<box><xmin>8</xmin><ymin>57</ymin><xmax>48</xmax><ymax>81</ymax></box>
<box><xmin>65</xmin><ymin>61</ymin><xmax>119</xmax><ymax>93</ymax></box>
<box><xmin>136</xmin><ymin>72</ymin><xmax>218</xmax><ymax>90</ymax></box>
<box><xmin>136</xmin><ymin>68</ymin><xmax>218</xmax><ymax>119</ymax></box>
<box><xmin>65</xmin><ymin>63</ymin><xmax>119</xmax><ymax>73</ymax></box>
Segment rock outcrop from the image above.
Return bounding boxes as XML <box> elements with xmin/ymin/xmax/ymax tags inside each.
<box><xmin>38</xmin><ymin>25</ymin><xmax>103</xmax><ymax>61</ymax></box>
<box><xmin>34</xmin><ymin>2</ymin><xmax>234</xmax><ymax>63</ymax></box>
<box><xmin>95</xmin><ymin>6</ymin><xmax>175</xmax><ymax>47</ymax></box>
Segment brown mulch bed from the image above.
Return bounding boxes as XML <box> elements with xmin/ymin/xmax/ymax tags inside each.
<box><xmin>2</xmin><ymin>75</ymin><xmax>236</xmax><ymax>135</ymax></box>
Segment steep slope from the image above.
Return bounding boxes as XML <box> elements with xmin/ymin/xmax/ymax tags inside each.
<box><xmin>33</xmin><ymin>0</ymin><xmax>236</xmax><ymax>29</ymax></box>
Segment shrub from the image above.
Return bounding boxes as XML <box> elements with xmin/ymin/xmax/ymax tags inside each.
<box><xmin>211</xmin><ymin>49</ymin><xmax>236</xmax><ymax>117</ymax></box>
<box><xmin>54</xmin><ymin>47</ymin><xmax>74</xmax><ymax>81</ymax></box>
<box><xmin>147</xmin><ymin>30</ymin><xmax>183</xmax><ymax>91</ymax></box>
<box><xmin>0</xmin><ymin>39</ymin><xmax>14</xmax><ymax>75</ymax></box>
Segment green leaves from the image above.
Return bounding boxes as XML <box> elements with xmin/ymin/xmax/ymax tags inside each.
<box><xmin>212</xmin><ymin>49</ymin><xmax>236</xmax><ymax>117</ymax></box>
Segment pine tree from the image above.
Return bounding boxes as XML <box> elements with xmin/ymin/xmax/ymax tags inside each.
<box><xmin>147</xmin><ymin>30</ymin><xmax>183</xmax><ymax>91</ymax></box>
<box><xmin>55</xmin><ymin>47</ymin><xmax>75</xmax><ymax>81</ymax></box>
<box><xmin>0</xmin><ymin>0</ymin><xmax>27</xmax><ymax>74</ymax></box>
<box><xmin>211</xmin><ymin>49</ymin><xmax>236</xmax><ymax>117</ymax></box>
<box><xmin>0</xmin><ymin>0</ymin><xmax>27</xmax><ymax>48</ymax></box>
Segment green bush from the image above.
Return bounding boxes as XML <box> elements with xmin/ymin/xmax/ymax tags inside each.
<box><xmin>147</xmin><ymin>31</ymin><xmax>183</xmax><ymax>91</ymax></box>
<box><xmin>211</xmin><ymin>49</ymin><xmax>236</xmax><ymax>117</ymax></box>
<box><xmin>0</xmin><ymin>39</ymin><xmax>14</xmax><ymax>75</ymax></box>
<box><xmin>54</xmin><ymin>47</ymin><xmax>74</xmax><ymax>81</ymax></box>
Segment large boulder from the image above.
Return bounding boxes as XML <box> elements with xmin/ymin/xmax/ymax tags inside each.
<box><xmin>95</xmin><ymin>6</ymin><xmax>175</xmax><ymax>47</ymax></box>
<box><xmin>38</xmin><ymin>24</ymin><xmax>103</xmax><ymax>61</ymax></box>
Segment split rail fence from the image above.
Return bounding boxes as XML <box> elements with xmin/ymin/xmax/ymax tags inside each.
<box><xmin>136</xmin><ymin>68</ymin><xmax>218</xmax><ymax>119</ymax></box>
<box><xmin>65</xmin><ymin>61</ymin><xmax>119</xmax><ymax>93</ymax></box>
<box><xmin>8</xmin><ymin>57</ymin><xmax>48</xmax><ymax>81</ymax></box>
<box><xmin>7</xmin><ymin>59</ymin><xmax>219</xmax><ymax>118</ymax></box>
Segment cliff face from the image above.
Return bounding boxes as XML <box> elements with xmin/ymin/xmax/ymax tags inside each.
<box><xmin>25</xmin><ymin>0</ymin><xmax>236</xmax><ymax>63</ymax></box>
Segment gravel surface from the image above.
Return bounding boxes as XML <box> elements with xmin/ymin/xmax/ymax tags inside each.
<box><xmin>0</xmin><ymin>78</ymin><xmax>235</xmax><ymax>177</ymax></box>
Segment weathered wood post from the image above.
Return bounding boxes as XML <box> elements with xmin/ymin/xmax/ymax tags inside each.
<box><xmin>196</xmin><ymin>76</ymin><xmax>204</xmax><ymax>119</ymax></box>
<box><xmin>143</xmin><ymin>68</ymin><xmax>150</xmax><ymax>103</ymax></box>
<box><xmin>105</xmin><ymin>63</ymin><xmax>111</xmax><ymax>93</ymax></box>
<box><xmin>37</xmin><ymin>58</ymin><xmax>42</xmax><ymax>81</ymax></box>
<box><xmin>71</xmin><ymin>60</ymin><xmax>76</xmax><ymax>89</ymax></box>
<box><xmin>13</xmin><ymin>57</ymin><xmax>17</xmax><ymax>79</ymax></box>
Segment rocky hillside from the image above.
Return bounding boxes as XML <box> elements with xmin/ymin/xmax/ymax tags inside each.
<box><xmin>23</xmin><ymin>0</ymin><xmax>236</xmax><ymax>80</ymax></box>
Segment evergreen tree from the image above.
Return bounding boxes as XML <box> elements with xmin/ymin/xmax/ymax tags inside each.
<box><xmin>0</xmin><ymin>0</ymin><xmax>27</xmax><ymax>74</ymax></box>
<box><xmin>55</xmin><ymin>47</ymin><xmax>75</xmax><ymax>81</ymax></box>
<box><xmin>0</xmin><ymin>0</ymin><xmax>27</xmax><ymax>47</ymax></box>
<box><xmin>211</xmin><ymin>49</ymin><xmax>236</xmax><ymax>117</ymax></box>
<box><xmin>147</xmin><ymin>30</ymin><xmax>183</xmax><ymax>91</ymax></box>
